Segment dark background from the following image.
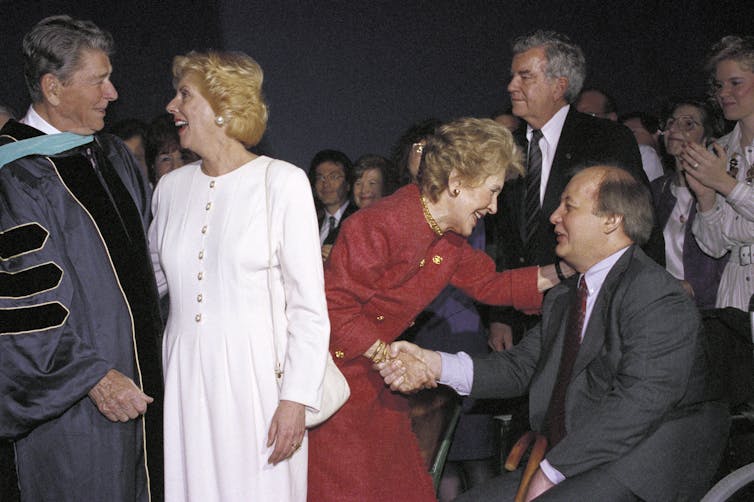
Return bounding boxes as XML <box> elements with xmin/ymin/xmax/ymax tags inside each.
<box><xmin>1</xmin><ymin>0</ymin><xmax>753</xmax><ymax>169</ymax></box>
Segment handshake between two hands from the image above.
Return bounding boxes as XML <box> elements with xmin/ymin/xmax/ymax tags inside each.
<box><xmin>373</xmin><ymin>341</ymin><xmax>440</xmax><ymax>393</ymax></box>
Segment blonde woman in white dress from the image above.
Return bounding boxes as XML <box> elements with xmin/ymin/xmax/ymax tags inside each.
<box><xmin>149</xmin><ymin>51</ymin><xmax>329</xmax><ymax>501</ymax></box>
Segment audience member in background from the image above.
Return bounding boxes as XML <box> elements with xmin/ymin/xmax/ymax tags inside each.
<box><xmin>309</xmin><ymin>149</ymin><xmax>357</xmax><ymax>261</ymax></box>
<box><xmin>492</xmin><ymin>107</ymin><xmax>522</xmax><ymax>132</ymax></box>
<box><xmin>574</xmin><ymin>87</ymin><xmax>618</xmax><ymax>120</ymax></box>
<box><xmin>152</xmin><ymin>50</ymin><xmax>329</xmax><ymax>501</ymax></box>
<box><xmin>684</xmin><ymin>35</ymin><xmax>754</xmax><ymax>311</ymax></box>
<box><xmin>652</xmin><ymin>99</ymin><xmax>728</xmax><ymax>309</ymax></box>
<box><xmin>145</xmin><ymin>112</ymin><xmax>198</xmax><ymax>185</ymax></box>
<box><xmin>620</xmin><ymin>111</ymin><xmax>662</xmax><ymax>157</ymax></box>
<box><xmin>488</xmin><ymin>31</ymin><xmax>652</xmax><ymax>353</ymax></box>
<box><xmin>575</xmin><ymin>87</ymin><xmax>664</xmax><ymax>181</ymax></box>
<box><xmin>0</xmin><ymin>103</ymin><xmax>16</xmax><ymax>128</ymax></box>
<box><xmin>111</xmin><ymin>118</ymin><xmax>148</xmax><ymax>178</ymax></box>
<box><xmin>308</xmin><ymin>117</ymin><xmax>567</xmax><ymax>502</ymax></box>
<box><xmin>352</xmin><ymin>154</ymin><xmax>390</xmax><ymax>208</ymax></box>
<box><xmin>390</xmin><ymin>118</ymin><xmax>442</xmax><ymax>187</ymax></box>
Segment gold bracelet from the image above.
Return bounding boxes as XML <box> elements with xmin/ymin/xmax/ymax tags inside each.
<box><xmin>373</xmin><ymin>342</ymin><xmax>390</xmax><ymax>364</ymax></box>
<box><xmin>369</xmin><ymin>340</ymin><xmax>387</xmax><ymax>363</ymax></box>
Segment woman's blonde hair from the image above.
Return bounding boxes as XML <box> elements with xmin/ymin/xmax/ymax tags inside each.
<box><xmin>418</xmin><ymin>117</ymin><xmax>523</xmax><ymax>202</ymax></box>
<box><xmin>172</xmin><ymin>50</ymin><xmax>268</xmax><ymax>147</ymax></box>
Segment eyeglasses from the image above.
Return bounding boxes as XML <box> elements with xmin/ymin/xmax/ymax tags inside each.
<box><xmin>661</xmin><ymin>116</ymin><xmax>701</xmax><ymax>133</ymax></box>
<box><xmin>315</xmin><ymin>173</ymin><xmax>345</xmax><ymax>184</ymax></box>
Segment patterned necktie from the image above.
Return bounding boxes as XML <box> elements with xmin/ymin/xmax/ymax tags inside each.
<box><xmin>543</xmin><ymin>275</ymin><xmax>588</xmax><ymax>448</ymax></box>
<box><xmin>524</xmin><ymin>129</ymin><xmax>543</xmax><ymax>245</ymax></box>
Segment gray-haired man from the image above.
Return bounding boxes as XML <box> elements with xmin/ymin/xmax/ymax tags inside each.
<box><xmin>0</xmin><ymin>15</ymin><xmax>163</xmax><ymax>501</ymax></box>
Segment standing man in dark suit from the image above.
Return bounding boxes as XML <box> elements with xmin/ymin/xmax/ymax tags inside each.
<box><xmin>487</xmin><ymin>30</ymin><xmax>657</xmax><ymax>351</ymax></box>
<box><xmin>381</xmin><ymin>166</ymin><xmax>728</xmax><ymax>501</ymax></box>
<box><xmin>309</xmin><ymin>149</ymin><xmax>358</xmax><ymax>261</ymax></box>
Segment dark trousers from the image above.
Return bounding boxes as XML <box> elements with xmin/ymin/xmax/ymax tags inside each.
<box><xmin>454</xmin><ymin>465</ymin><xmax>637</xmax><ymax>501</ymax></box>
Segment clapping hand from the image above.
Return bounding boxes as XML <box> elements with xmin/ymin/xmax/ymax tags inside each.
<box><xmin>681</xmin><ymin>141</ymin><xmax>735</xmax><ymax>210</ymax></box>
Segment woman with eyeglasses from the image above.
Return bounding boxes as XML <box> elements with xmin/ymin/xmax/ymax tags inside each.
<box><xmin>681</xmin><ymin>36</ymin><xmax>754</xmax><ymax>310</ymax></box>
<box><xmin>651</xmin><ymin>99</ymin><xmax>728</xmax><ymax>308</ymax></box>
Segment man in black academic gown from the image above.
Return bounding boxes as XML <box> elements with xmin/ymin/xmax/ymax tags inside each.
<box><xmin>0</xmin><ymin>15</ymin><xmax>163</xmax><ymax>501</ymax></box>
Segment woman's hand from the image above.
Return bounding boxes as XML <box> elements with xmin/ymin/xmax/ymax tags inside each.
<box><xmin>683</xmin><ymin>169</ymin><xmax>717</xmax><ymax>211</ymax></box>
<box><xmin>681</xmin><ymin>142</ymin><xmax>736</xmax><ymax>198</ymax></box>
<box><xmin>267</xmin><ymin>400</ymin><xmax>306</xmax><ymax>465</ymax></box>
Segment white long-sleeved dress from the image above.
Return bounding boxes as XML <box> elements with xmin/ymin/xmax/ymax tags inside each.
<box><xmin>692</xmin><ymin>123</ymin><xmax>754</xmax><ymax>311</ymax></box>
<box><xmin>149</xmin><ymin>156</ymin><xmax>330</xmax><ymax>501</ymax></box>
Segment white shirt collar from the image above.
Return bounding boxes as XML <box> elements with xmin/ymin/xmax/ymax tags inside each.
<box><xmin>583</xmin><ymin>245</ymin><xmax>630</xmax><ymax>297</ymax></box>
<box><xmin>20</xmin><ymin>105</ymin><xmax>61</xmax><ymax>135</ymax></box>
<box><xmin>527</xmin><ymin>104</ymin><xmax>569</xmax><ymax>146</ymax></box>
<box><xmin>325</xmin><ymin>200</ymin><xmax>350</xmax><ymax>221</ymax></box>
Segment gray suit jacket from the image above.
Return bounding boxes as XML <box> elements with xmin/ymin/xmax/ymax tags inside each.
<box><xmin>472</xmin><ymin>246</ymin><xmax>727</xmax><ymax>500</ymax></box>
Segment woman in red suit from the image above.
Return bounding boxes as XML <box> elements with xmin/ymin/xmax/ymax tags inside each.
<box><xmin>308</xmin><ymin>117</ymin><xmax>567</xmax><ymax>501</ymax></box>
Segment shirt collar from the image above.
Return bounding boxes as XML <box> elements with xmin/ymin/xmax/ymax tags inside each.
<box><xmin>20</xmin><ymin>105</ymin><xmax>62</xmax><ymax>135</ymax></box>
<box><xmin>325</xmin><ymin>200</ymin><xmax>350</xmax><ymax>221</ymax></box>
<box><xmin>527</xmin><ymin>104</ymin><xmax>569</xmax><ymax>147</ymax></box>
<box><xmin>583</xmin><ymin>245</ymin><xmax>630</xmax><ymax>297</ymax></box>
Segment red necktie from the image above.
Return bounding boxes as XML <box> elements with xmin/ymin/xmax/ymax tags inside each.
<box><xmin>543</xmin><ymin>276</ymin><xmax>588</xmax><ymax>448</ymax></box>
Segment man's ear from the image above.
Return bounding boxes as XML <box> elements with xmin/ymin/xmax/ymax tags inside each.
<box><xmin>552</xmin><ymin>77</ymin><xmax>568</xmax><ymax>103</ymax></box>
<box><xmin>40</xmin><ymin>74</ymin><xmax>61</xmax><ymax>106</ymax></box>
<box><xmin>603</xmin><ymin>213</ymin><xmax>624</xmax><ymax>235</ymax></box>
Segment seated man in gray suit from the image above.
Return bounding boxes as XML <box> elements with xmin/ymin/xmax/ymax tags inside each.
<box><xmin>380</xmin><ymin>165</ymin><xmax>728</xmax><ymax>501</ymax></box>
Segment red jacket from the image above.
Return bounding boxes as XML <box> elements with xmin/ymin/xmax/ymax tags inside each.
<box><xmin>308</xmin><ymin>184</ymin><xmax>541</xmax><ymax>501</ymax></box>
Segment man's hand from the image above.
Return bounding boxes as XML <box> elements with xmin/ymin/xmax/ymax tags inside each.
<box><xmin>488</xmin><ymin>322</ymin><xmax>514</xmax><ymax>351</ymax></box>
<box><xmin>376</xmin><ymin>341</ymin><xmax>440</xmax><ymax>393</ymax></box>
<box><xmin>524</xmin><ymin>468</ymin><xmax>555</xmax><ymax>502</ymax></box>
<box><xmin>321</xmin><ymin>244</ymin><xmax>333</xmax><ymax>262</ymax></box>
<box><xmin>88</xmin><ymin>369</ymin><xmax>153</xmax><ymax>422</ymax></box>
<box><xmin>679</xmin><ymin>279</ymin><xmax>695</xmax><ymax>299</ymax></box>
<box><xmin>267</xmin><ymin>400</ymin><xmax>306</xmax><ymax>465</ymax></box>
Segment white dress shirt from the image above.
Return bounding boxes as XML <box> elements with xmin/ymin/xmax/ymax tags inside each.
<box><xmin>319</xmin><ymin>200</ymin><xmax>351</xmax><ymax>245</ymax></box>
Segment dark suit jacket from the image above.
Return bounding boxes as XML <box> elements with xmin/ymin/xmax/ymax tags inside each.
<box><xmin>319</xmin><ymin>200</ymin><xmax>358</xmax><ymax>245</ymax></box>
<box><xmin>472</xmin><ymin>246</ymin><xmax>728</xmax><ymax>501</ymax></box>
<box><xmin>488</xmin><ymin>108</ymin><xmax>663</xmax><ymax>326</ymax></box>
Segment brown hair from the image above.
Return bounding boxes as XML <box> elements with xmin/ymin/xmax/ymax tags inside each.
<box><xmin>418</xmin><ymin>117</ymin><xmax>523</xmax><ymax>202</ymax></box>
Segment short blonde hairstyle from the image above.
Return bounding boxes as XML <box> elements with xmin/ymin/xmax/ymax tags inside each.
<box><xmin>172</xmin><ymin>50</ymin><xmax>268</xmax><ymax>147</ymax></box>
<box><xmin>418</xmin><ymin>117</ymin><xmax>523</xmax><ymax>202</ymax></box>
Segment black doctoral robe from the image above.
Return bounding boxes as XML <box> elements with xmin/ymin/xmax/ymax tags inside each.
<box><xmin>0</xmin><ymin>120</ymin><xmax>163</xmax><ymax>501</ymax></box>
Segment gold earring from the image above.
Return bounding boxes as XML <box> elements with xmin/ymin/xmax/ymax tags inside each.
<box><xmin>215</xmin><ymin>116</ymin><xmax>225</xmax><ymax>126</ymax></box>
<box><xmin>452</xmin><ymin>188</ymin><xmax>460</xmax><ymax>197</ymax></box>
